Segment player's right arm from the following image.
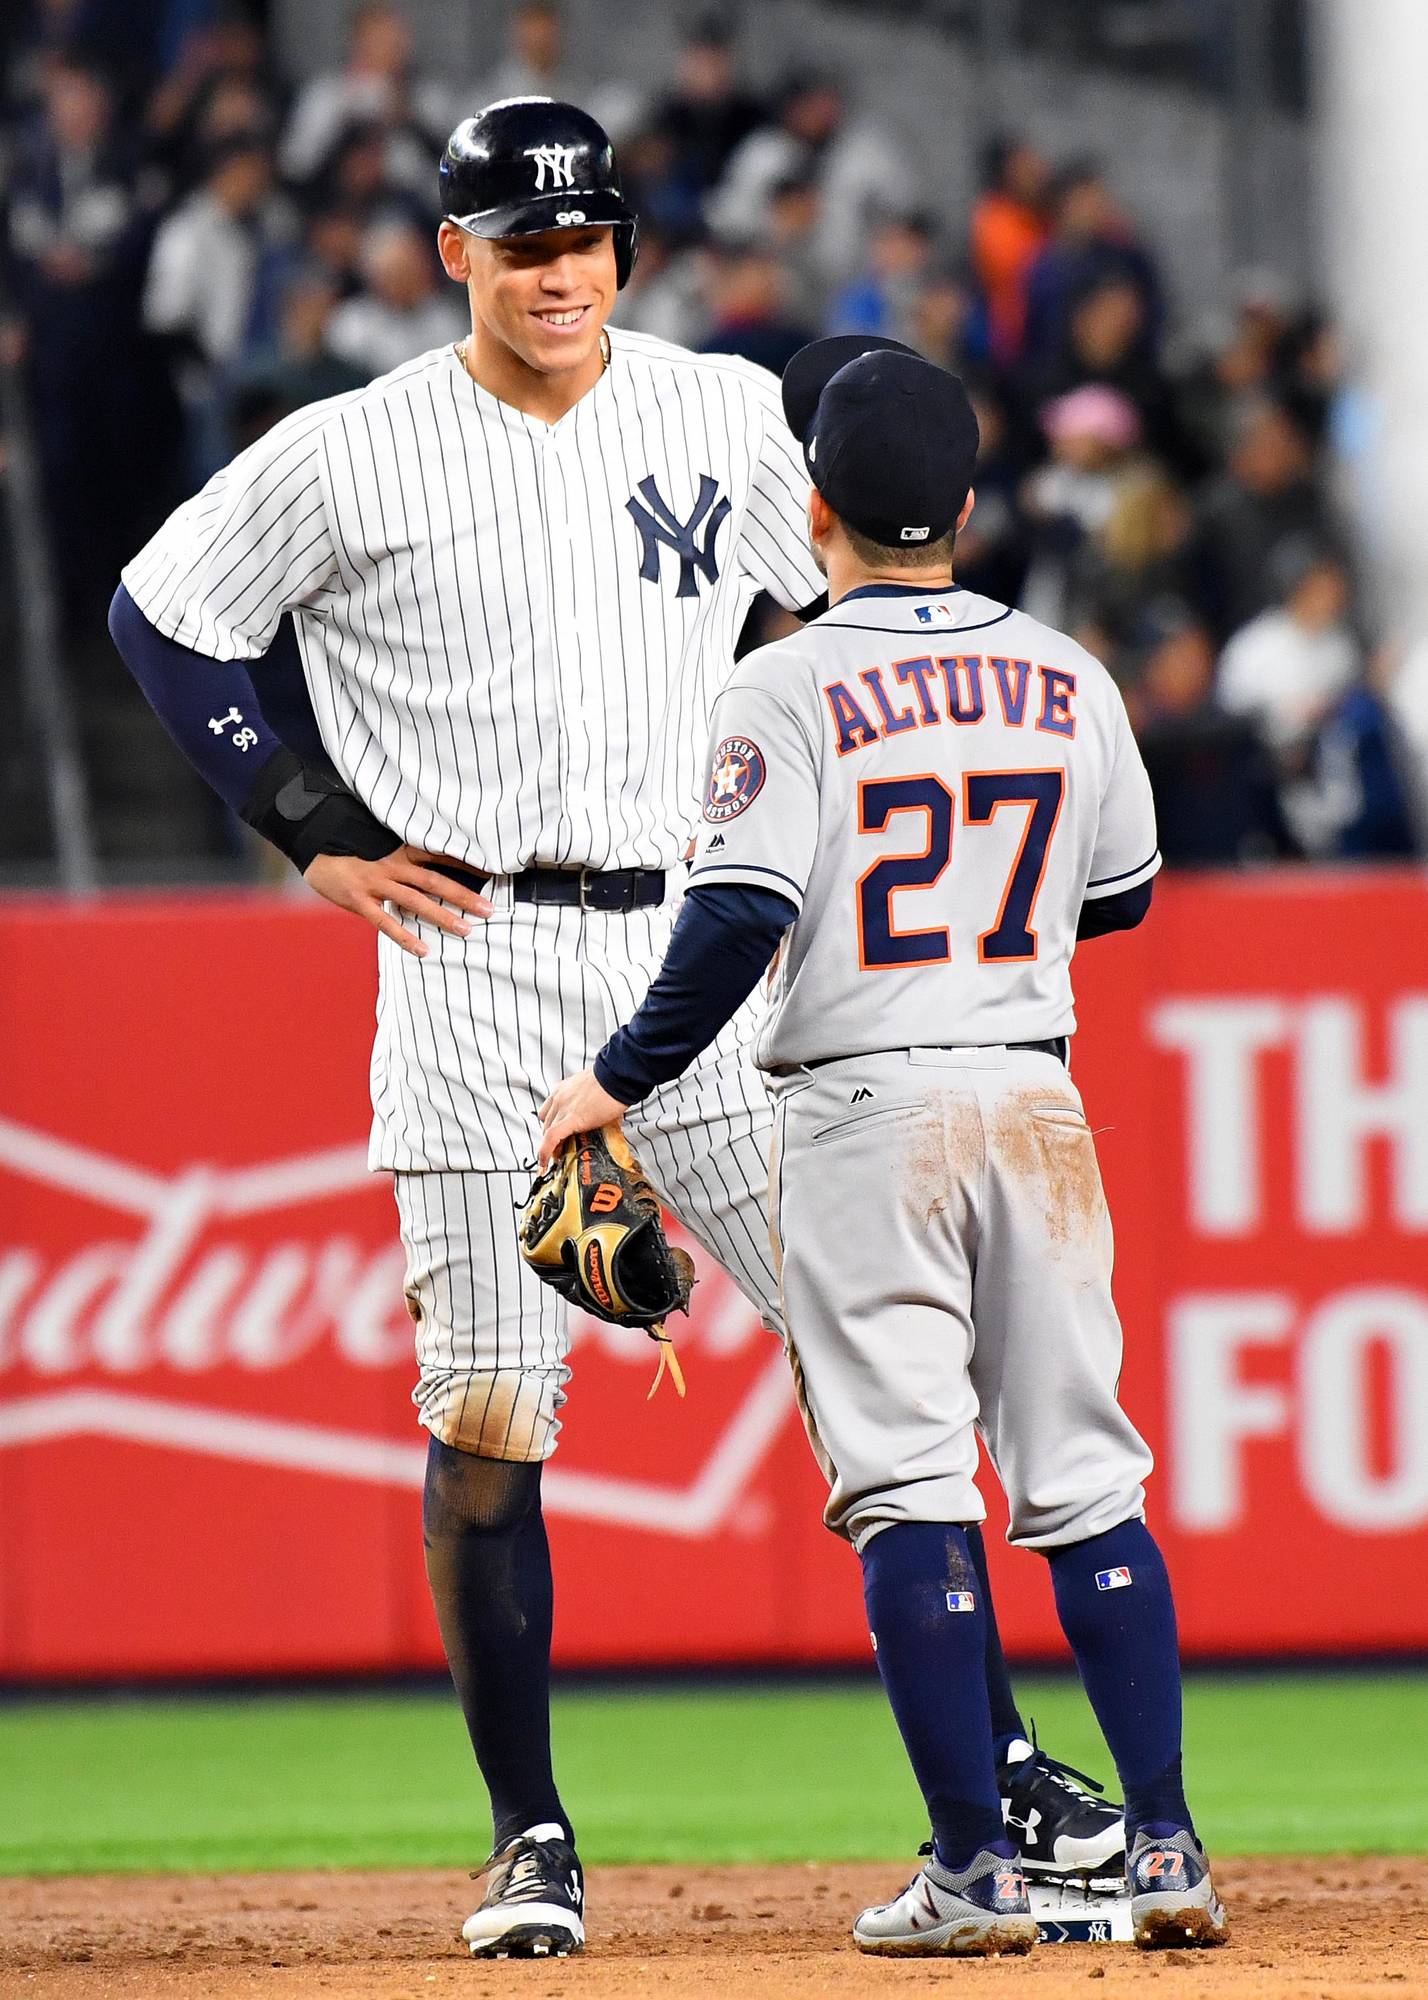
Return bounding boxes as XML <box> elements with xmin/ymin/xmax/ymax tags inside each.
<box><xmin>111</xmin><ymin>409</ymin><xmax>487</xmax><ymax>954</ymax></box>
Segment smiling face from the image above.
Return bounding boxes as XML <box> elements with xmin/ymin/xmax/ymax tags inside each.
<box><xmin>439</xmin><ymin>221</ymin><xmax>617</xmax><ymax>382</ymax></box>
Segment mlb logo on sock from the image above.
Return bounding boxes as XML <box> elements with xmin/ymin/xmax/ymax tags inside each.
<box><xmin>946</xmin><ymin>1590</ymin><xmax>976</xmax><ymax>1612</ymax></box>
<box><xmin>1096</xmin><ymin>1567</ymin><xmax>1132</xmax><ymax>1591</ymax></box>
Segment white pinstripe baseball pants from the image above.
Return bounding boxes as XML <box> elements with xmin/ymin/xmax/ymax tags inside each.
<box><xmin>396</xmin><ymin>1032</ymin><xmax>782</xmax><ymax>1460</ymax></box>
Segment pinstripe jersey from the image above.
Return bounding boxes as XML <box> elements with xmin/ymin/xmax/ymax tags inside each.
<box><xmin>122</xmin><ymin>326</ymin><xmax>823</xmax><ymax>1170</ymax></box>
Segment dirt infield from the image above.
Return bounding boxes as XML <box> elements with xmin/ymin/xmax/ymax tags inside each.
<box><xmin>3</xmin><ymin>1856</ymin><xmax>1425</xmax><ymax>1999</ymax></box>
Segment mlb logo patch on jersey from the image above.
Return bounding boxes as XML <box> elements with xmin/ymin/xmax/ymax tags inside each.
<box><xmin>704</xmin><ymin>736</ymin><xmax>766</xmax><ymax>822</ymax></box>
<box><xmin>946</xmin><ymin>1590</ymin><xmax>976</xmax><ymax>1613</ymax></box>
<box><xmin>1095</xmin><ymin>1567</ymin><xmax>1132</xmax><ymax>1592</ymax></box>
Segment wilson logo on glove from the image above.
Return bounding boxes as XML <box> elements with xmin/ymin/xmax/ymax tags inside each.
<box><xmin>518</xmin><ymin>1125</ymin><xmax>695</xmax><ymax>1399</ymax></box>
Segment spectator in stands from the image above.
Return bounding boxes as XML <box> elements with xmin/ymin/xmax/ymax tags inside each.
<box><xmin>1020</xmin><ymin>383</ymin><xmax>1145</xmax><ymax>626</ymax></box>
<box><xmin>969</xmin><ymin>134</ymin><xmax>1051</xmax><ymax>367</ymax></box>
<box><xmin>324</xmin><ymin>218</ymin><xmax>464</xmax><ymax>379</ymax></box>
<box><xmin>224</xmin><ymin>267</ymin><xmax>366</xmax><ymax>453</ymax></box>
<box><xmin>951</xmin><ymin>378</ymin><xmax>1032</xmax><ymax>608</ymax></box>
<box><xmin>1066</xmin><ymin>460</ymin><xmax>1199</xmax><ymax>641</ymax></box>
<box><xmin>144</xmin><ymin>10</ymin><xmax>283</xmax><ymax>196</ymax></box>
<box><xmin>828</xmin><ymin>209</ymin><xmax>938</xmax><ymax>345</ymax></box>
<box><xmin>280</xmin><ymin>0</ymin><xmax>448</xmax><ymax>199</ymax></box>
<box><xmin>764</xmin><ymin>175</ymin><xmax>829</xmax><ymax>332</ymax></box>
<box><xmin>142</xmin><ymin>132</ymin><xmax>292</xmax><ymax>376</ymax></box>
<box><xmin>697</xmin><ymin>239</ymin><xmax>813</xmax><ymax>374</ymax></box>
<box><xmin>1129</xmin><ymin>609</ymin><xmax>1296</xmax><ymax>865</ymax></box>
<box><xmin>650</xmin><ymin>15</ymin><xmax>767</xmax><ymax>212</ymax></box>
<box><xmin>1194</xmin><ymin>396</ymin><xmax>1340</xmax><ymax>639</ymax></box>
<box><xmin>609</xmin><ymin>222</ymin><xmax>709</xmax><ymax>347</ymax></box>
<box><xmin>1217</xmin><ymin>540</ymin><xmax>1359</xmax><ymax>761</ymax></box>
<box><xmin>1030</xmin><ymin>273</ymin><xmax>1187</xmax><ymax>472</ymax></box>
<box><xmin>476</xmin><ymin>0</ymin><xmax>641</xmax><ymax>142</ymax></box>
<box><xmin>6</xmin><ymin>56</ymin><xmax>170</xmax><ymax>637</ymax></box>
<box><xmin>1307</xmin><ymin>673</ymin><xmax>1420</xmax><ymax>860</ymax></box>
<box><xmin>312</xmin><ymin>116</ymin><xmax>429</xmax><ymax>232</ymax></box>
<box><xmin>1021</xmin><ymin>160</ymin><xmax>1163</xmax><ymax>372</ymax></box>
<box><xmin>1173</xmin><ymin>269</ymin><xmax>1296</xmax><ymax>475</ymax></box>
<box><xmin>907</xmin><ymin>261</ymin><xmax>984</xmax><ymax>375</ymax></box>
<box><xmin>708</xmin><ymin>69</ymin><xmax>910</xmax><ymax>284</ymax></box>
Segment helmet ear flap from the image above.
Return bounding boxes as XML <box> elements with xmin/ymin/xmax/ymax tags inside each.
<box><xmin>615</xmin><ymin>217</ymin><xmax>639</xmax><ymax>289</ymax></box>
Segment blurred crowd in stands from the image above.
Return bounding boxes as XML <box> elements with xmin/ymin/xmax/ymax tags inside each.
<box><xmin>3</xmin><ymin>0</ymin><xmax>1424</xmax><ymax>870</ymax></box>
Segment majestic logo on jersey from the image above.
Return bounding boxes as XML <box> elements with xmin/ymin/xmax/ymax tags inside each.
<box><xmin>704</xmin><ymin>737</ymin><xmax>766</xmax><ymax>822</ymax></box>
<box><xmin>525</xmin><ymin>143</ymin><xmax>576</xmax><ymax>190</ymax></box>
<box><xmin>627</xmin><ymin>474</ymin><xmax>731</xmax><ymax>599</ymax></box>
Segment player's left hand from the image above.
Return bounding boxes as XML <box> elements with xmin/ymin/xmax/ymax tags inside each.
<box><xmin>539</xmin><ymin>1070</ymin><xmax>629</xmax><ymax>1166</ymax></box>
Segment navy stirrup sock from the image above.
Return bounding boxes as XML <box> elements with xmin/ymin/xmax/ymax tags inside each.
<box><xmin>1046</xmin><ymin>1518</ymin><xmax>1191</xmax><ymax>1839</ymax></box>
<box><xmin>963</xmin><ymin>1523</ymin><xmax>1028</xmax><ymax>1755</ymax></box>
<box><xmin>860</xmin><ymin>1522</ymin><xmax>1011</xmax><ymax>1872</ymax></box>
<box><xmin>422</xmin><ymin>1438</ymin><xmax>573</xmax><ymax>1852</ymax></box>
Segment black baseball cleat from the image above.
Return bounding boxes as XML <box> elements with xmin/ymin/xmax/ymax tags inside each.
<box><xmin>462</xmin><ymin>1823</ymin><xmax>585</xmax><ymax>1958</ymax></box>
<box><xmin>998</xmin><ymin>1731</ymin><xmax>1126</xmax><ymax>1881</ymax></box>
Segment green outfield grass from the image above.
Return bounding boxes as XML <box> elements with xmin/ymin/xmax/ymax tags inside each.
<box><xmin>1</xmin><ymin>1671</ymin><xmax>1424</xmax><ymax>1875</ymax></box>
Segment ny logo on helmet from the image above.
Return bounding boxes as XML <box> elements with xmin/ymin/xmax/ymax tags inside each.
<box><xmin>525</xmin><ymin>143</ymin><xmax>576</xmax><ymax>190</ymax></box>
<box><xmin>627</xmin><ymin>475</ymin><xmax>731</xmax><ymax>599</ymax></box>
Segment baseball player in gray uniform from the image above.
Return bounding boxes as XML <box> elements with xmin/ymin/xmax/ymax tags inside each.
<box><xmin>111</xmin><ymin>99</ymin><xmax>1122</xmax><ymax>1957</ymax></box>
<box><xmin>541</xmin><ymin>335</ymin><xmax>1229</xmax><ymax>1955</ymax></box>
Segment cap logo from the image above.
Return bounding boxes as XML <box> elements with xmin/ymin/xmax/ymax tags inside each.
<box><xmin>525</xmin><ymin>143</ymin><xmax>576</xmax><ymax>191</ymax></box>
<box><xmin>808</xmin><ymin>434</ymin><xmax>817</xmax><ymax>461</ymax></box>
<box><xmin>900</xmin><ymin>525</ymin><xmax>931</xmax><ymax>542</ymax></box>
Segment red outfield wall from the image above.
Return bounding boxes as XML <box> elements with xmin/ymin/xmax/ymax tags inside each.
<box><xmin>2</xmin><ymin>873</ymin><xmax>1426</xmax><ymax>1678</ymax></box>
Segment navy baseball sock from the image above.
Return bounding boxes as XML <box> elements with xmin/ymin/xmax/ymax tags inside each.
<box><xmin>422</xmin><ymin>1439</ymin><xmax>573</xmax><ymax>1854</ymax></box>
<box><xmin>860</xmin><ymin>1522</ymin><xmax>1011</xmax><ymax>1873</ymax></box>
<box><xmin>1046</xmin><ymin>1518</ymin><xmax>1192</xmax><ymax>1840</ymax></box>
<box><xmin>963</xmin><ymin>1524</ymin><xmax>1029</xmax><ymax>1756</ymax></box>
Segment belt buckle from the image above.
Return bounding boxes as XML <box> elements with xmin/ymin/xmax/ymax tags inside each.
<box><xmin>578</xmin><ymin>867</ymin><xmax>604</xmax><ymax>913</ymax></box>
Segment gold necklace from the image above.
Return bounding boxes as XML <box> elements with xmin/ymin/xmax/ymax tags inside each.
<box><xmin>455</xmin><ymin>329</ymin><xmax>610</xmax><ymax>378</ymax></box>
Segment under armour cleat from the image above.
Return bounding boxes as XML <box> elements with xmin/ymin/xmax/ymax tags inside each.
<box><xmin>854</xmin><ymin>1844</ymin><xmax>1038</xmax><ymax>1957</ymax></box>
<box><xmin>1128</xmin><ymin>1825</ymin><xmax>1228</xmax><ymax>1948</ymax></box>
<box><xmin>999</xmin><ymin>1732</ymin><xmax>1126</xmax><ymax>1881</ymax></box>
<box><xmin>462</xmin><ymin>1823</ymin><xmax>585</xmax><ymax>1958</ymax></box>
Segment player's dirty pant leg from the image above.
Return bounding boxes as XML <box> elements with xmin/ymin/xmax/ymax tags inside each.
<box><xmin>396</xmin><ymin>1168</ymin><xmax>572</xmax><ymax>1461</ymax></box>
<box><xmin>767</xmin><ymin>1052</ymin><xmax>986</xmax><ymax>1546</ymax></box>
<box><xmin>966</xmin><ymin>1049</ymin><xmax>1153</xmax><ymax>1550</ymax></box>
<box><xmin>767</xmin><ymin>1048</ymin><xmax>1151</xmax><ymax>1551</ymax></box>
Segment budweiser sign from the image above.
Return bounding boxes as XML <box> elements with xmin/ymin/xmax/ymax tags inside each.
<box><xmin>0</xmin><ymin>1112</ymin><xmax>796</xmax><ymax>1536</ymax></box>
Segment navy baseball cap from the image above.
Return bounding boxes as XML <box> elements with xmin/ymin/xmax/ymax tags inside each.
<box><xmin>781</xmin><ymin>334</ymin><xmax>980</xmax><ymax>548</ymax></box>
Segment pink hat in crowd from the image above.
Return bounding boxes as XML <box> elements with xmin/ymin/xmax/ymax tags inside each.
<box><xmin>1041</xmin><ymin>383</ymin><xmax>1143</xmax><ymax>450</ymax></box>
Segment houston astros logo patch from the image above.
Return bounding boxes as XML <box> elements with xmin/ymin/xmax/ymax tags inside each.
<box><xmin>704</xmin><ymin>737</ymin><xmax>765</xmax><ymax>821</ymax></box>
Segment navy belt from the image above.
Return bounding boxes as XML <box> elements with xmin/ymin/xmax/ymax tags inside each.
<box><xmin>432</xmin><ymin>862</ymin><xmax>666</xmax><ymax>913</ymax></box>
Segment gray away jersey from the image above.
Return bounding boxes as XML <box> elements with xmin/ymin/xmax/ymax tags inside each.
<box><xmin>122</xmin><ymin>326</ymin><xmax>823</xmax><ymax>875</ymax></box>
<box><xmin>689</xmin><ymin>585</ymin><xmax>1161</xmax><ymax>1068</ymax></box>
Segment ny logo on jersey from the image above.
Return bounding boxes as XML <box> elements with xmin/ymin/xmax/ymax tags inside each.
<box><xmin>525</xmin><ymin>143</ymin><xmax>576</xmax><ymax>190</ymax></box>
<box><xmin>627</xmin><ymin>474</ymin><xmax>731</xmax><ymax>598</ymax></box>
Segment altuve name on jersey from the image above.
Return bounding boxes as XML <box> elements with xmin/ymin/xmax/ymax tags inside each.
<box><xmin>823</xmin><ymin>654</ymin><xmax>1078</xmax><ymax>758</ymax></box>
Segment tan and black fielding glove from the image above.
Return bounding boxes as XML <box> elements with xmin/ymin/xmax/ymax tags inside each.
<box><xmin>517</xmin><ymin>1125</ymin><xmax>694</xmax><ymax>1397</ymax></box>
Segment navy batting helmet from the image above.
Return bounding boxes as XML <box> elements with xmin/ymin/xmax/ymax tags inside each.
<box><xmin>439</xmin><ymin>97</ymin><xmax>639</xmax><ymax>287</ymax></box>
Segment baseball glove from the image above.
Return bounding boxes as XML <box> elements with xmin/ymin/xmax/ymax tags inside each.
<box><xmin>518</xmin><ymin>1125</ymin><xmax>694</xmax><ymax>1397</ymax></box>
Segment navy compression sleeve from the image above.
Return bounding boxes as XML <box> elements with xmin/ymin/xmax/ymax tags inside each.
<box><xmin>1077</xmin><ymin>877</ymin><xmax>1154</xmax><ymax>940</ymax></box>
<box><xmin>109</xmin><ymin>582</ymin><xmax>285</xmax><ymax>814</ymax></box>
<box><xmin>594</xmin><ymin>883</ymin><xmax>797</xmax><ymax>1105</ymax></box>
<box><xmin>110</xmin><ymin>583</ymin><xmax>398</xmax><ymax>869</ymax></box>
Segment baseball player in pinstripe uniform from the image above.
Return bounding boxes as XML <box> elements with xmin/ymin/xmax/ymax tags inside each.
<box><xmin>541</xmin><ymin>336</ymin><xmax>1228</xmax><ymax>1955</ymax></box>
<box><xmin>111</xmin><ymin>102</ymin><xmax>1123</xmax><ymax>1958</ymax></box>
